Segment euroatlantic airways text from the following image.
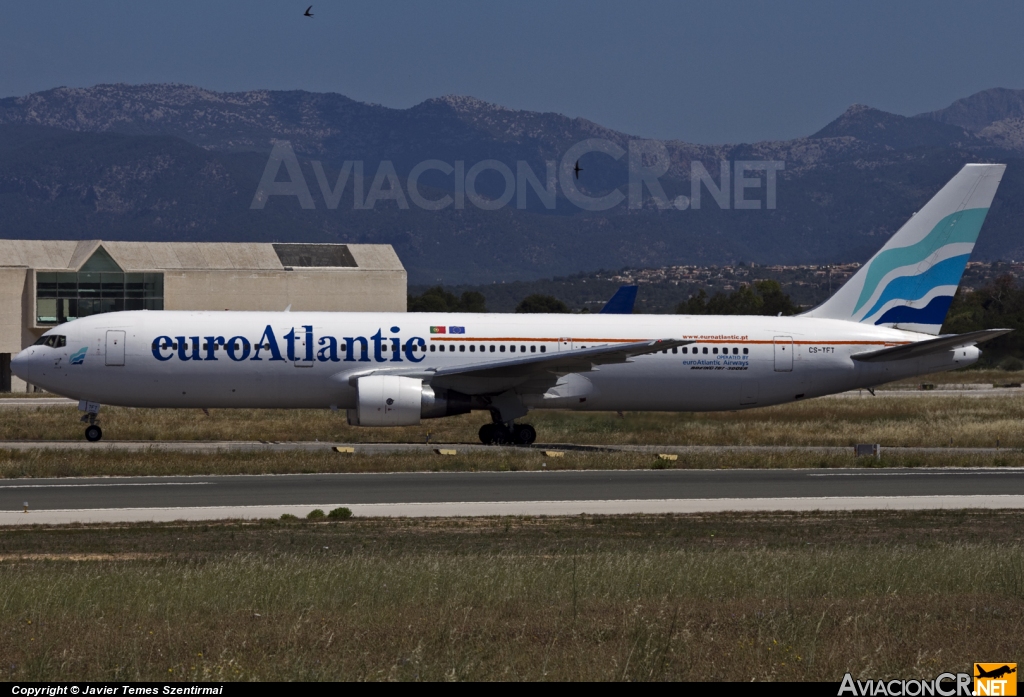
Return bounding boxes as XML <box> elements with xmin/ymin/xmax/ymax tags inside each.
<box><xmin>151</xmin><ymin>325</ymin><xmax>426</xmax><ymax>364</ymax></box>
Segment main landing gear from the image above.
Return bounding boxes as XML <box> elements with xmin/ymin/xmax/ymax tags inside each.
<box><xmin>479</xmin><ymin>422</ymin><xmax>537</xmax><ymax>446</ymax></box>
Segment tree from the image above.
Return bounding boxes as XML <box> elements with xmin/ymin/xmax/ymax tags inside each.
<box><xmin>755</xmin><ymin>280</ymin><xmax>800</xmax><ymax>316</ymax></box>
<box><xmin>943</xmin><ymin>274</ymin><xmax>1024</xmax><ymax>367</ymax></box>
<box><xmin>675</xmin><ymin>281</ymin><xmax>798</xmax><ymax>316</ymax></box>
<box><xmin>678</xmin><ymin>289</ymin><xmax>710</xmax><ymax>314</ymax></box>
<box><xmin>515</xmin><ymin>294</ymin><xmax>569</xmax><ymax>313</ymax></box>
<box><xmin>458</xmin><ymin>291</ymin><xmax>487</xmax><ymax>313</ymax></box>
<box><xmin>408</xmin><ymin>286</ymin><xmax>487</xmax><ymax>312</ymax></box>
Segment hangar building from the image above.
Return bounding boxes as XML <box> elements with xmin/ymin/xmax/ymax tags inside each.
<box><xmin>0</xmin><ymin>240</ymin><xmax>406</xmax><ymax>392</ymax></box>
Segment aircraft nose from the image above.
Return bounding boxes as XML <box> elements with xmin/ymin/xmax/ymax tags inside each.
<box><xmin>10</xmin><ymin>349</ymin><xmax>30</xmax><ymax>381</ymax></box>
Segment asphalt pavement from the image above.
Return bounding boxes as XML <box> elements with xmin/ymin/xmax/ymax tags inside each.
<box><xmin>2</xmin><ymin>467</ymin><xmax>1023</xmax><ymax>524</ymax></box>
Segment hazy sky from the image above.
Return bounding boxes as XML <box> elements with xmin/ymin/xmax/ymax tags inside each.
<box><xmin>2</xmin><ymin>0</ymin><xmax>1022</xmax><ymax>144</ymax></box>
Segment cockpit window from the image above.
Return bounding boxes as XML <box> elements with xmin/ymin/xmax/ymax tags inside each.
<box><xmin>33</xmin><ymin>335</ymin><xmax>66</xmax><ymax>348</ymax></box>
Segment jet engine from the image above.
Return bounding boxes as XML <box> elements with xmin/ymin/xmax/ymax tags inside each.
<box><xmin>347</xmin><ymin>375</ymin><xmax>472</xmax><ymax>426</ymax></box>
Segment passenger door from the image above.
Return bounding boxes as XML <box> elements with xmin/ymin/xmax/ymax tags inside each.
<box><xmin>773</xmin><ymin>336</ymin><xmax>793</xmax><ymax>372</ymax></box>
<box><xmin>105</xmin><ymin>330</ymin><xmax>125</xmax><ymax>366</ymax></box>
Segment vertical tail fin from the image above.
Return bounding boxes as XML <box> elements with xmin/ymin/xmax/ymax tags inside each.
<box><xmin>599</xmin><ymin>285</ymin><xmax>638</xmax><ymax>314</ymax></box>
<box><xmin>802</xmin><ymin>163</ymin><xmax>1005</xmax><ymax>334</ymax></box>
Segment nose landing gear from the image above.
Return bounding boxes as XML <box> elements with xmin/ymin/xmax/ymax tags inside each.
<box><xmin>79</xmin><ymin>401</ymin><xmax>103</xmax><ymax>442</ymax></box>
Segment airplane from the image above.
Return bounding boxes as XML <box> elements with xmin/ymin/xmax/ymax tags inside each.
<box><xmin>975</xmin><ymin>665</ymin><xmax>1016</xmax><ymax>680</ymax></box>
<box><xmin>599</xmin><ymin>285</ymin><xmax>639</xmax><ymax>314</ymax></box>
<box><xmin>10</xmin><ymin>164</ymin><xmax>1010</xmax><ymax>445</ymax></box>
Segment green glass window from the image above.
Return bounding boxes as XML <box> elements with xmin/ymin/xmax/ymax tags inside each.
<box><xmin>35</xmin><ymin>248</ymin><xmax>163</xmax><ymax>325</ymax></box>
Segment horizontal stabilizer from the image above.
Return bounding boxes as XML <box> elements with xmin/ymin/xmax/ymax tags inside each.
<box><xmin>850</xmin><ymin>329</ymin><xmax>1012</xmax><ymax>362</ymax></box>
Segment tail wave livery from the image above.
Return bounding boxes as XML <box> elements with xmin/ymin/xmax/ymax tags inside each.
<box><xmin>11</xmin><ymin>164</ymin><xmax>1010</xmax><ymax>444</ymax></box>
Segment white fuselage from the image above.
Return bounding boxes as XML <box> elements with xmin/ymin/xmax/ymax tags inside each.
<box><xmin>12</xmin><ymin>310</ymin><xmax>978</xmax><ymax>412</ymax></box>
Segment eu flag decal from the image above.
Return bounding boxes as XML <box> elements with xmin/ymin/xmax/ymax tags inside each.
<box><xmin>449</xmin><ymin>326</ymin><xmax>466</xmax><ymax>334</ymax></box>
<box><xmin>430</xmin><ymin>326</ymin><xmax>446</xmax><ymax>334</ymax></box>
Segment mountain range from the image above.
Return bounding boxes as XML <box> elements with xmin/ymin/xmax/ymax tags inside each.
<box><xmin>1</xmin><ymin>84</ymin><xmax>1022</xmax><ymax>284</ymax></box>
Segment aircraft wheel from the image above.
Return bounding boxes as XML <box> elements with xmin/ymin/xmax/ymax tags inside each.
<box><xmin>85</xmin><ymin>425</ymin><xmax>103</xmax><ymax>442</ymax></box>
<box><xmin>490</xmin><ymin>426</ymin><xmax>512</xmax><ymax>445</ymax></box>
<box><xmin>478</xmin><ymin>423</ymin><xmax>496</xmax><ymax>445</ymax></box>
<box><xmin>513</xmin><ymin>424</ymin><xmax>537</xmax><ymax>445</ymax></box>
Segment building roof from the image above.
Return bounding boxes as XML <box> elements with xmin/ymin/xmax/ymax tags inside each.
<box><xmin>0</xmin><ymin>240</ymin><xmax>404</xmax><ymax>272</ymax></box>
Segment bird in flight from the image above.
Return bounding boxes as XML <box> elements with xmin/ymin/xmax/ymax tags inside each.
<box><xmin>574</xmin><ymin>160</ymin><xmax>583</xmax><ymax>179</ymax></box>
<box><xmin>304</xmin><ymin>5</ymin><xmax>314</xmax><ymax>16</ymax></box>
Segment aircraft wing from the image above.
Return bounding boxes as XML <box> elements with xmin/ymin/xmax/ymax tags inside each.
<box><xmin>343</xmin><ymin>338</ymin><xmax>693</xmax><ymax>394</ymax></box>
<box><xmin>850</xmin><ymin>328</ymin><xmax>1012</xmax><ymax>363</ymax></box>
<box><xmin>431</xmin><ymin>337</ymin><xmax>691</xmax><ymax>378</ymax></box>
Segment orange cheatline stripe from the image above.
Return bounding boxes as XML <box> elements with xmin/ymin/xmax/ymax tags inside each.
<box><xmin>430</xmin><ymin>337</ymin><xmax>911</xmax><ymax>346</ymax></box>
<box><xmin>432</xmin><ymin>337</ymin><xmax>639</xmax><ymax>343</ymax></box>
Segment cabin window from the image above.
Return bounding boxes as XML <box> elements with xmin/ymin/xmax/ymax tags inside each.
<box><xmin>500</xmin><ymin>345</ymin><xmax>506</xmax><ymax>352</ymax></box>
<box><xmin>459</xmin><ymin>345</ymin><xmax>465</xmax><ymax>352</ymax></box>
<box><xmin>713</xmin><ymin>348</ymin><xmax>718</xmax><ymax>354</ymax></box>
<box><xmin>430</xmin><ymin>345</ymin><xmax>436</xmax><ymax>352</ymax></box>
<box><xmin>531</xmin><ymin>346</ymin><xmax>536</xmax><ymax>353</ymax></box>
<box><xmin>702</xmin><ymin>347</ymin><xmax>708</xmax><ymax>354</ymax></box>
<box><xmin>490</xmin><ymin>345</ymin><xmax>495</xmax><ymax>353</ymax></box>
<box><xmin>733</xmin><ymin>348</ymin><xmax>738</xmax><ymax>355</ymax></box>
<box><xmin>672</xmin><ymin>347</ymin><xmax>677</xmax><ymax>354</ymax></box>
<box><xmin>521</xmin><ymin>345</ymin><xmax>526</xmax><ymax>352</ymax></box>
<box><xmin>541</xmin><ymin>346</ymin><xmax>546</xmax><ymax>353</ymax></box>
<box><xmin>743</xmin><ymin>348</ymin><xmax>749</xmax><ymax>355</ymax></box>
<box><xmin>469</xmin><ymin>345</ymin><xmax>475</xmax><ymax>352</ymax></box>
<box><xmin>510</xmin><ymin>345</ymin><xmax>516</xmax><ymax>353</ymax></box>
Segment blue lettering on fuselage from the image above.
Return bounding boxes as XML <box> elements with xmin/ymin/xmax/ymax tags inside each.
<box><xmin>149</xmin><ymin>327</ymin><xmax>426</xmax><ymax>365</ymax></box>
<box><xmin>252</xmin><ymin>325</ymin><xmax>284</xmax><ymax>361</ymax></box>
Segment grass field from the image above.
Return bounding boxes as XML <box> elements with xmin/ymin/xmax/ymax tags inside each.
<box><xmin>3</xmin><ymin>394</ymin><xmax>1024</xmax><ymax>449</ymax></box>
<box><xmin>885</xmin><ymin>369</ymin><xmax>1022</xmax><ymax>387</ymax></box>
<box><xmin>2</xmin><ymin>446</ymin><xmax>1024</xmax><ymax>479</ymax></box>
<box><xmin>1</xmin><ymin>510</ymin><xmax>1022</xmax><ymax>681</ymax></box>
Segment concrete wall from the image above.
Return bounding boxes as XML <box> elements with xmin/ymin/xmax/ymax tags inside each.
<box><xmin>164</xmin><ymin>269</ymin><xmax>407</xmax><ymax>312</ymax></box>
<box><xmin>0</xmin><ymin>268</ymin><xmax>27</xmax><ymax>354</ymax></box>
<box><xmin>0</xmin><ymin>268</ymin><xmax>31</xmax><ymax>391</ymax></box>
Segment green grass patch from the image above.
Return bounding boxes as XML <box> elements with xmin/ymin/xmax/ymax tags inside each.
<box><xmin>1</xmin><ymin>510</ymin><xmax>1022</xmax><ymax>681</ymax></box>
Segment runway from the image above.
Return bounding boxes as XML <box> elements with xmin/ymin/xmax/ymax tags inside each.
<box><xmin>3</xmin><ymin>467</ymin><xmax>1024</xmax><ymax>524</ymax></box>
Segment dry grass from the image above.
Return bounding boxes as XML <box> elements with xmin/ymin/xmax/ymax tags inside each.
<box><xmin>885</xmin><ymin>368</ymin><xmax>1022</xmax><ymax>387</ymax></box>
<box><xmin>1</xmin><ymin>511</ymin><xmax>1022</xmax><ymax>681</ymax></box>
<box><xmin>6</xmin><ymin>393</ymin><xmax>1024</xmax><ymax>448</ymax></box>
<box><xmin>1</xmin><ymin>446</ymin><xmax>1024</xmax><ymax>479</ymax></box>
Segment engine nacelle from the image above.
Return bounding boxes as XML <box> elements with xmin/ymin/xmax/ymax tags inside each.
<box><xmin>349</xmin><ymin>375</ymin><xmax>423</xmax><ymax>426</ymax></box>
<box><xmin>347</xmin><ymin>376</ymin><xmax>472</xmax><ymax>426</ymax></box>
